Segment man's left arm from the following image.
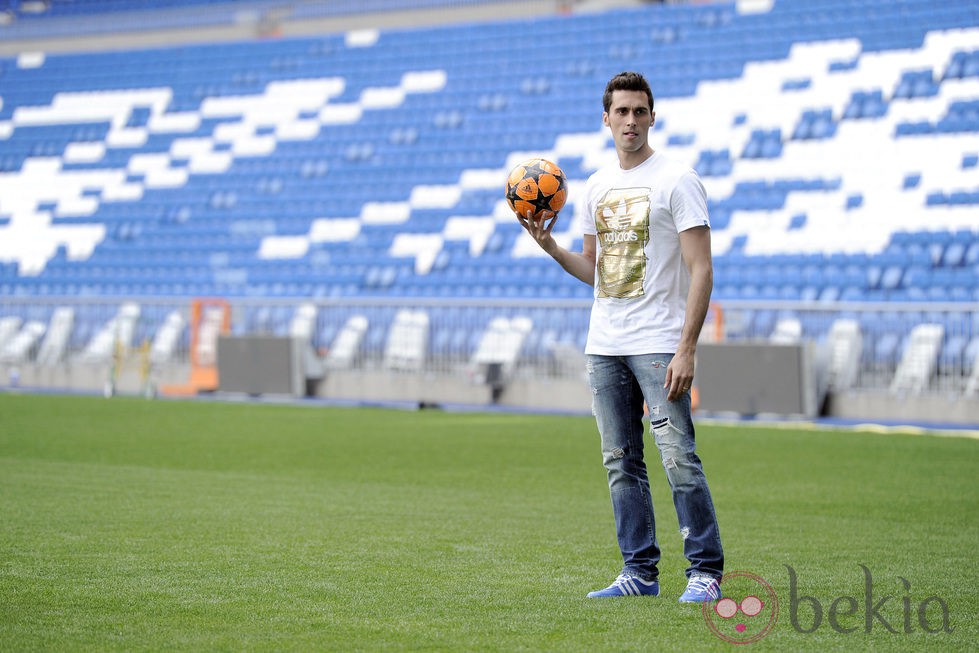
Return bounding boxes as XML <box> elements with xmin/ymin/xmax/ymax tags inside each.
<box><xmin>665</xmin><ymin>225</ymin><xmax>713</xmax><ymax>402</ymax></box>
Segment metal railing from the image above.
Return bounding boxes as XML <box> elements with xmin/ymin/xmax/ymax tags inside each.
<box><xmin>1</xmin><ymin>296</ymin><xmax>977</xmax><ymax>405</ymax></box>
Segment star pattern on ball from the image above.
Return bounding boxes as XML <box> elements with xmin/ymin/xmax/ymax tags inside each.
<box><xmin>505</xmin><ymin>157</ymin><xmax>567</xmax><ymax>221</ymax></box>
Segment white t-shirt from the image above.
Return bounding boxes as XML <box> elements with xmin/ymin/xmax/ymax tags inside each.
<box><xmin>575</xmin><ymin>151</ymin><xmax>710</xmax><ymax>355</ymax></box>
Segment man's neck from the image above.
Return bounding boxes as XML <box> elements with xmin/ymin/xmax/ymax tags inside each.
<box><xmin>618</xmin><ymin>147</ymin><xmax>655</xmax><ymax>171</ymax></box>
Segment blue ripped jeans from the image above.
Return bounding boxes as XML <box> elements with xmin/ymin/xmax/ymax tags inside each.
<box><xmin>587</xmin><ymin>353</ymin><xmax>723</xmax><ymax>581</ymax></box>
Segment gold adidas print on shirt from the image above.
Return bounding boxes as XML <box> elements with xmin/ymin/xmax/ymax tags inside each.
<box><xmin>594</xmin><ymin>187</ymin><xmax>650</xmax><ymax>298</ymax></box>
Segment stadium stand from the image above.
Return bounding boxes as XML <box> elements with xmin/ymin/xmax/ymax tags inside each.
<box><xmin>0</xmin><ymin>0</ymin><xmax>546</xmax><ymax>47</ymax></box>
<box><xmin>825</xmin><ymin>317</ymin><xmax>862</xmax><ymax>392</ymax></box>
<box><xmin>148</xmin><ymin>308</ymin><xmax>185</xmax><ymax>366</ymax></box>
<box><xmin>34</xmin><ymin>305</ymin><xmax>72</xmax><ymax>365</ymax></box>
<box><xmin>324</xmin><ymin>313</ymin><xmax>369</xmax><ymax>370</ymax></box>
<box><xmin>0</xmin><ymin>318</ymin><xmax>44</xmax><ymax>363</ymax></box>
<box><xmin>890</xmin><ymin>322</ymin><xmax>945</xmax><ymax>394</ymax></box>
<box><xmin>75</xmin><ymin>301</ymin><xmax>140</xmax><ymax>364</ymax></box>
<box><xmin>384</xmin><ymin>308</ymin><xmax>430</xmax><ymax>372</ymax></box>
<box><xmin>0</xmin><ymin>0</ymin><xmax>977</xmax><ymax>420</ymax></box>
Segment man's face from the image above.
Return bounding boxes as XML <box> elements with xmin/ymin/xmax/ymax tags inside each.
<box><xmin>603</xmin><ymin>90</ymin><xmax>655</xmax><ymax>156</ymax></box>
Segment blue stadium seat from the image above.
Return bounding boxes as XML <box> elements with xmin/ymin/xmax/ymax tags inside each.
<box><xmin>0</xmin><ymin>0</ymin><xmax>976</xmax><ymax>321</ymax></box>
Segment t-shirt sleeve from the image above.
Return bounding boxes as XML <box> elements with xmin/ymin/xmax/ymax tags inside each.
<box><xmin>670</xmin><ymin>170</ymin><xmax>711</xmax><ymax>233</ymax></box>
<box><xmin>576</xmin><ymin>181</ymin><xmax>597</xmax><ymax>236</ymax></box>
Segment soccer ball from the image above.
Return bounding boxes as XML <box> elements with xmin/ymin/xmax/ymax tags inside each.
<box><xmin>505</xmin><ymin>157</ymin><xmax>567</xmax><ymax>222</ymax></box>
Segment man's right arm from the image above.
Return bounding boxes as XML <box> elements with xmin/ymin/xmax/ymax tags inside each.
<box><xmin>517</xmin><ymin>212</ymin><xmax>596</xmax><ymax>287</ymax></box>
<box><xmin>553</xmin><ymin>233</ymin><xmax>596</xmax><ymax>286</ymax></box>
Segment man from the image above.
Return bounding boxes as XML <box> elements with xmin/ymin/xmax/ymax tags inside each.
<box><xmin>518</xmin><ymin>71</ymin><xmax>723</xmax><ymax>602</ymax></box>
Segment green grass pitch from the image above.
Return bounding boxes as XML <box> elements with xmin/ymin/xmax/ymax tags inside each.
<box><xmin>0</xmin><ymin>393</ymin><xmax>976</xmax><ymax>652</ymax></box>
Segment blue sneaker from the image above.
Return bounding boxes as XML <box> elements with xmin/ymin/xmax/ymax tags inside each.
<box><xmin>678</xmin><ymin>575</ymin><xmax>722</xmax><ymax>603</ymax></box>
<box><xmin>587</xmin><ymin>573</ymin><xmax>660</xmax><ymax>598</ymax></box>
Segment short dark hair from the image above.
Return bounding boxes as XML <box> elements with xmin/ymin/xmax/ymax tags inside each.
<box><xmin>602</xmin><ymin>71</ymin><xmax>654</xmax><ymax>113</ymax></box>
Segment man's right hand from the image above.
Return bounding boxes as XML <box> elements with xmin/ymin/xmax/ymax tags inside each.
<box><xmin>517</xmin><ymin>209</ymin><xmax>559</xmax><ymax>255</ymax></box>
